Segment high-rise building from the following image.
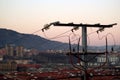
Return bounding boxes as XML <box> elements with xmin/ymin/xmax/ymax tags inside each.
<box><xmin>16</xmin><ymin>46</ymin><xmax>24</xmax><ymax>57</ymax></box>
<box><xmin>5</xmin><ymin>44</ymin><xmax>14</xmax><ymax>56</ymax></box>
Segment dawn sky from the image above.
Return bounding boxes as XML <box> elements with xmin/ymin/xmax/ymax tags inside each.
<box><xmin>0</xmin><ymin>0</ymin><xmax>120</xmax><ymax>46</ymax></box>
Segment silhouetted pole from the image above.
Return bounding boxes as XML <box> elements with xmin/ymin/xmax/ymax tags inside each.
<box><xmin>82</xmin><ymin>27</ymin><xmax>87</xmax><ymax>80</ymax></box>
<box><xmin>42</xmin><ymin>21</ymin><xmax>117</xmax><ymax>80</ymax></box>
<box><xmin>82</xmin><ymin>27</ymin><xmax>87</xmax><ymax>53</ymax></box>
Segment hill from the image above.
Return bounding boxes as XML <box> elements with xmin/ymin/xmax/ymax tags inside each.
<box><xmin>0</xmin><ymin>28</ymin><xmax>68</xmax><ymax>51</ymax></box>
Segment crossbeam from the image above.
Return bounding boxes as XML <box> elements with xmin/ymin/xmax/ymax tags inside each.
<box><xmin>52</xmin><ymin>21</ymin><xmax>117</xmax><ymax>28</ymax></box>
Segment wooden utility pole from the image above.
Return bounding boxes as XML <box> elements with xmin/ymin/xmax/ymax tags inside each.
<box><xmin>42</xmin><ymin>21</ymin><xmax>117</xmax><ymax>80</ymax></box>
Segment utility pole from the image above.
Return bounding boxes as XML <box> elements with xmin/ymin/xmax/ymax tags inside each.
<box><xmin>82</xmin><ymin>27</ymin><xmax>87</xmax><ymax>80</ymax></box>
<box><xmin>42</xmin><ymin>21</ymin><xmax>117</xmax><ymax>80</ymax></box>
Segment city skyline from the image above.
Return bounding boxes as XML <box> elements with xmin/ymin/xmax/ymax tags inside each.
<box><xmin>0</xmin><ymin>0</ymin><xmax>120</xmax><ymax>46</ymax></box>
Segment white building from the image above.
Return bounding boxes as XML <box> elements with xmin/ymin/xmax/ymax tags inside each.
<box><xmin>97</xmin><ymin>53</ymin><xmax>120</xmax><ymax>65</ymax></box>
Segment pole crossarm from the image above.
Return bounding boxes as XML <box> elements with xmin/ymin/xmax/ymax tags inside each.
<box><xmin>42</xmin><ymin>21</ymin><xmax>117</xmax><ymax>31</ymax></box>
<box><xmin>51</xmin><ymin>21</ymin><xmax>117</xmax><ymax>28</ymax></box>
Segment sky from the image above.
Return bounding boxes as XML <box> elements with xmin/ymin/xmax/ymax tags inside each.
<box><xmin>0</xmin><ymin>0</ymin><xmax>120</xmax><ymax>46</ymax></box>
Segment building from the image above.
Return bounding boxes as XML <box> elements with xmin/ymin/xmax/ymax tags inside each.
<box><xmin>4</xmin><ymin>44</ymin><xmax>25</xmax><ymax>58</ymax></box>
<box><xmin>97</xmin><ymin>53</ymin><xmax>120</xmax><ymax>66</ymax></box>
<box><xmin>0</xmin><ymin>60</ymin><xmax>17</xmax><ymax>72</ymax></box>
<box><xmin>14</xmin><ymin>59</ymin><xmax>33</xmax><ymax>64</ymax></box>
<box><xmin>16</xmin><ymin>46</ymin><xmax>24</xmax><ymax>57</ymax></box>
<box><xmin>5</xmin><ymin>44</ymin><xmax>14</xmax><ymax>56</ymax></box>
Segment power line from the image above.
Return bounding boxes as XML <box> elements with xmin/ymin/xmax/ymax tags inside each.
<box><xmin>42</xmin><ymin>29</ymin><xmax>71</xmax><ymax>40</ymax></box>
<box><xmin>7</xmin><ymin>28</ymin><xmax>42</xmax><ymax>45</ymax></box>
<box><xmin>97</xmin><ymin>32</ymin><xmax>116</xmax><ymax>46</ymax></box>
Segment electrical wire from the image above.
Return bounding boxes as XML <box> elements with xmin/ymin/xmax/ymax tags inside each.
<box><xmin>44</xmin><ymin>32</ymin><xmax>82</xmax><ymax>70</ymax></box>
<box><xmin>42</xmin><ymin>29</ymin><xmax>116</xmax><ymax>60</ymax></box>
<box><xmin>90</xmin><ymin>51</ymin><xmax>108</xmax><ymax>72</ymax></box>
<box><xmin>87</xmin><ymin>36</ymin><xmax>90</xmax><ymax>46</ymax></box>
<box><xmin>36</xmin><ymin>27</ymin><xmax>116</xmax><ymax>71</ymax></box>
<box><xmin>68</xmin><ymin>36</ymin><xmax>84</xmax><ymax>70</ymax></box>
<box><xmin>42</xmin><ymin>29</ymin><xmax>71</xmax><ymax>40</ymax></box>
<box><xmin>46</xmin><ymin>32</ymin><xmax>81</xmax><ymax>50</ymax></box>
<box><xmin>40</xmin><ymin>24</ymin><xmax>118</xmax><ymax>77</ymax></box>
<box><xmin>87</xmin><ymin>30</ymin><xmax>99</xmax><ymax>45</ymax></box>
<box><xmin>25</xmin><ymin>30</ymin><xmax>73</xmax><ymax>50</ymax></box>
<box><xmin>39</xmin><ymin>31</ymin><xmax>78</xmax><ymax>51</ymax></box>
<box><xmin>98</xmin><ymin>32</ymin><xmax>116</xmax><ymax>47</ymax></box>
<box><xmin>7</xmin><ymin>28</ymin><xmax>42</xmax><ymax>45</ymax></box>
<box><xmin>48</xmin><ymin>32</ymin><xmax>83</xmax><ymax>70</ymax></box>
<box><xmin>77</xmin><ymin>37</ymin><xmax>81</xmax><ymax>63</ymax></box>
<box><xmin>38</xmin><ymin>26</ymin><xmax>117</xmax><ymax>74</ymax></box>
<box><xmin>85</xmin><ymin>30</ymin><xmax>117</xmax><ymax>63</ymax></box>
<box><xmin>39</xmin><ymin>35</ymin><xmax>70</xmax><ymax>50</ymax></box>
<box><xmin>88</xmin><ymin>36</ymin><xmax>110</xmax><ymax>72</ymax></box>
<box><xmin>68</xmin><ymin>30</ymin><xmax>115</xmax><ymax>72</ymax></box>
<box><xmin>41</xmin><ymin>28</ymin><xmax>97</xmax><ymax>51</ymax></box>
<box><xmin>39</xmin><ymin>31</ymin><xmax>116</xmax><ymax>53</ymax></box>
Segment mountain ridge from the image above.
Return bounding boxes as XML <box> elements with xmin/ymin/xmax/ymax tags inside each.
<box><xmin>0</xmin><ymin>28</ymin><xmax>68</xmax><ymax>51</ymax></box>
